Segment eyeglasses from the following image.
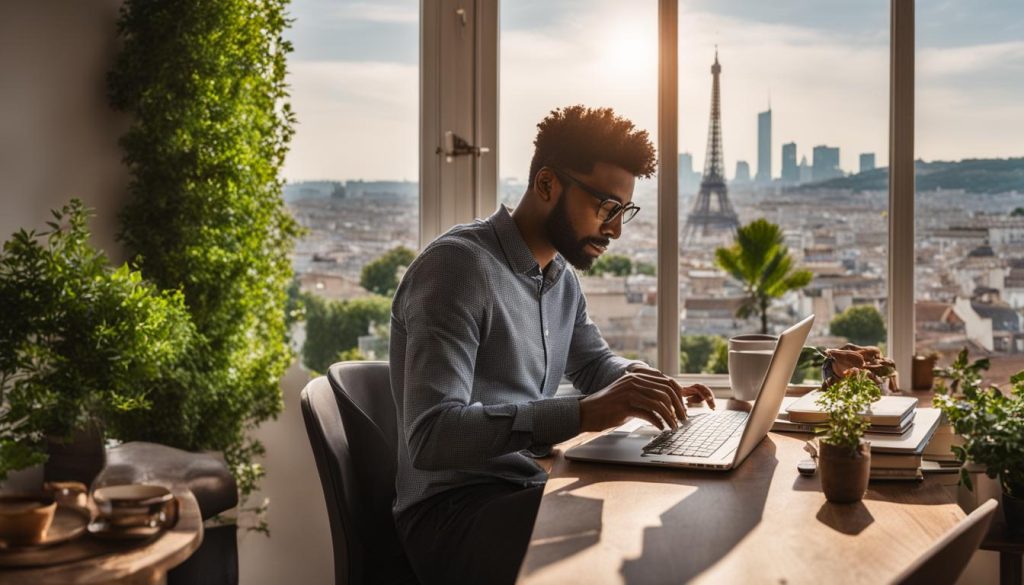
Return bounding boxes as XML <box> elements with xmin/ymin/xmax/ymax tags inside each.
<box><xmin>555</xmin><ymin>170</ymin><xmax>640</xmax><ymax>225</ymax></box>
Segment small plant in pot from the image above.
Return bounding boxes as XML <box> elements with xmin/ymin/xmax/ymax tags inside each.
<box><xmin>813</xmin><ymin>369</ymin><xmax>882</xmax><ymax>503</ymax></box>
<box><xmin>934</xmin><ymin>368</ymin><xmax>1024</xmax><ymax>535</ymax></box>
<box><xmin>0</xmin><ymin>200</ymin><xmax>194</xmax><ymax>485</ymax></box>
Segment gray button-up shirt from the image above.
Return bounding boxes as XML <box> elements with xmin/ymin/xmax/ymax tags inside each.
<box><xmin>390</xmin><ymin>205</ymin><xmax>639</xmax><ymax>515</ymax></box>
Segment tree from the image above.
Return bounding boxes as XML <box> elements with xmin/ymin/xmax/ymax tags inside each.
<box><xmin>108</xmin><ymin>0</ymin><xmax>298</xmax><ymax>500</ymax></box>
<box><xmin>704</xmin><ymin>337</ymin><xmax>730</xmax><ymax>374</ymax></box>
<box><xmin>830</xmin><ymin>305</ymin><xmax>887</xmax><ymax>346</ymax></box>
<box><xmin>588</xmin><ymin>253</ymin><xmax>632</xmax><ymax>277</ymax></box>
<box><xmin>714</xmin><ymin>219</ymin><xmax>813</xmax><ymax>334</ymax></box>
<box><xmin>679</xmin><ymin>334</ymin><xmax>719</xmax><ymax>374</ymax></box>
<box><xmin>636</xmin><ymin>261</ymin><xmax>656</xmax><ymax>276</ymax></box>
<box><xmin>1012</xmin><ymin>207</ymin><xmax>1024</xmax><ymax>217</ymax></box>
<box><xmin>361</xmin><ymin>246</ymin><xmax>417</xmax><ymax>296</ymax></box>
<box><xmin>301</xmin><ymin>294</ymin><xmax>391</xmax><ymax>373</ymax></box>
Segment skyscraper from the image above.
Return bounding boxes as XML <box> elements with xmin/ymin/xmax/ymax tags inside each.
<box><xmin>756</xmin><ymin>108</ymin><xmax>772</xmax><ymax>183</ymax></box>
<box><xmin>859</xmin><ymin>153</ymin><xmax>876</xmax><ymax>174</ymax></box>
<box><xmin>678</xmin><ymin>152</ymin><xmax>702</xmax><ymax>194</ymax></box>
<box><xmin>798</xmin><ymin>155</ymin><xmax>812</xmax><ymax>183</ymax></box>
<box><xmin>734</xmin><ymin>160</ymin><xmax>751</xmax><ymax>183</ymax></box>
<box><xmin>812</xmin><ymin>145</ymin><xmax>841</xmax><ymax>181</ymax></box>
<box><xmin>781</xmin><ymin>142</ymin><xmax>798</xmax><ymax>183</ymax></box>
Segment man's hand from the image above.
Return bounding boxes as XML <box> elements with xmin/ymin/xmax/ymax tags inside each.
<box><xmin>578</xmin><ymin>367</ymin><xmax>716</xmax><ymax>433</ymax></box>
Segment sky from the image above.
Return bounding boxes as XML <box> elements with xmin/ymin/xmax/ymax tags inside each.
<box><xmin>281</xmin><ymin>0</ymin><xmax>1024</xmax><ymax>183</ymax></box>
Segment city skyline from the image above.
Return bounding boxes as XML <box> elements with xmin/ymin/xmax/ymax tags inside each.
<box><xmin>282</xmin><ymin>0</ymin><xmax>1024</xmax><ymax>183</ymax></box>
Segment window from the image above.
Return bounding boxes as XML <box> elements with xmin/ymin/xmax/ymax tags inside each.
<box><xmin>284</xmin><ymin>0</ymin><xmax>419</xmax><ymax>371</ymax></box>
<box><xmin>914</xmin><ymin>1</ymin><xmax>1024</xmax><ymax>387</ymax></box>
<box><xmin>676</xmin><ymin>1</ymin><xmax>889</xmax><ymax>374</ymax></box>
<box><xmin>501</xmin><ymin>1</ymin><xmax>661</xmax><ymax>366</ymax></box>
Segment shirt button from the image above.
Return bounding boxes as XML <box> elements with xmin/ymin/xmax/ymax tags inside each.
<box><xmin>545</xmin><ymin>329</ymin><xmax>550</xmax><ymax>337</ymax></box>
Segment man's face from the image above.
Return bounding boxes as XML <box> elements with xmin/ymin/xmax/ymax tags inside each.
<box><xmin>543</xmin><ymin>162</ymin><xmax>636</xmax><ymax>271</ymax></box>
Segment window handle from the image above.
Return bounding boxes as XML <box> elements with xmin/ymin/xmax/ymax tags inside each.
<box><xmin>437</xmin><ymin>130</ymin><xmax>490</xmax><ymax>163</ymax></box>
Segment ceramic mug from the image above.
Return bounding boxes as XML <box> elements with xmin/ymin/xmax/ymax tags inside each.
<box><xmin>92</xmin><ymin>484</ymin><xmax>176</xmax><ymax>529</ymax></box>
<box><xmin>0</xmin><ymin>494</ymin><xmax>57</xmax><ymax>545</ymax></box>
<box><xmin>728</xmin><ymin>334</ymin><xmax>778</xmax><ymax>401</ymax></box>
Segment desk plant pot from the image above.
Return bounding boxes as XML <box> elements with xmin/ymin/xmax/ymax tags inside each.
<box><xmin>1003</xmin><ymin>491</ymin><xmax>1024</xmax><ymax>536</ymax></box>
<box><xmin>44</xmin><ymin>426</ymin><xmax>106</xmax><ymax>486</ymax></box>
<box><xmin>819</xmin><ymin>441</ymin><xmax>871</xmax><ymax>504</ymax></box>
<box><xmin>911</xmin><ymin>354</ymin><xmax>937</xmax><ymax>390</ymax></box>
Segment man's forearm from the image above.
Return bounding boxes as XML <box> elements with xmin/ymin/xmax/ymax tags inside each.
<box><xmin>405</xmin><ymin>396</ymin><xmax>581</xmax><ymax>471</ymax></box>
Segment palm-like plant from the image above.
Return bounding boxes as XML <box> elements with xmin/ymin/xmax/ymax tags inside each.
<box><xmin>714</xmin><ymin>219</ymin><xmax>813</xmax><ymax>334</ymax></box>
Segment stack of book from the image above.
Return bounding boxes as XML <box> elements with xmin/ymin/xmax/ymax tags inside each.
<box><xmin>773</xmin><ymin>392</ymin><xmax>942</xmax><ymax>481</ymax></box>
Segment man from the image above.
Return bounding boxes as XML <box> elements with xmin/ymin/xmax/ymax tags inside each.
<box><xmin>390</xmin><ymin>105</ymin><xmax>714</xmax><ymax>584</ymax></box>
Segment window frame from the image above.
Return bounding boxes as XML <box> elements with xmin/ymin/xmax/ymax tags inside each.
<box><xmin>424</xmin><ymin>0</ymin><xmax>918</xmax><ymax>380</ymax></box>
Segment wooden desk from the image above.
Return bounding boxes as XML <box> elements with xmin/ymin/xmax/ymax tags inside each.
<box><xmin>0</xmin><ymin>487</ymin><xmax>203</xmax><ymax>585</ymax></box>
<box><xmin>519</xmin><ymin>431</ymin><xmax>964</xmax><ymax>584</ymax></box>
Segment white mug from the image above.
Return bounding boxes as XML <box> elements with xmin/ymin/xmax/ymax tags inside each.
<box><xmin>728</xmin><ymin>334</ymin><xmax>777</xmax><ymax>401</ymax></box>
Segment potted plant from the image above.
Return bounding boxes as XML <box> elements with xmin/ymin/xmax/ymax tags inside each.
<box><xmin>0</xmin><ymin>200</ymin><xmax>194</xmax><ymax>485</ymax></box>
<box><xmin>813</xmin><ymin>369</ymin><xmax>882</xmax><ymax>503</ymax></box>
<box><xmin>934</xmin><ymin>368</ymin><xmax>1024</xmax><ymax>535</ymax></box>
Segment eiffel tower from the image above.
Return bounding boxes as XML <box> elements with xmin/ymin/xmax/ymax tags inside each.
<box><xmin>683</xmin><ymin>49</ymin><xmax>739</xmax><ymax>245</ymax></box>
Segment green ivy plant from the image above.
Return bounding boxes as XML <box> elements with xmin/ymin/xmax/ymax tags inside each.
<box><xmin>0</xmin><ymin>201</ymin><xmax>194</xmax><ymax>481</ymax></box>
<box><xmin>816</xmin><ymin>369</ymin><xmax>882</xmax><ymax>453</ymax></box>
<box><xmin>107</xmin><ymin>0</ymin><xmax>299</xmax><ymax>512</ymax></box>
<box><xmin>934</xmin><ymin>357</ymin><xmax>1024</xmax><ymax>497</ymax></box>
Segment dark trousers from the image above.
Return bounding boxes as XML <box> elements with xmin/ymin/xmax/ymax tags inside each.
<box><xmin>395</xmin><ymin>482</ymin><xmax>545</xmax><ymax>585</ymax></box>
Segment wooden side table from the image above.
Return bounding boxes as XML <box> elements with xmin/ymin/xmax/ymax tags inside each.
<box><xmin>0</xmin><ymin>487</ymin><xmax>203</xmax><ymax>585</ymax></box>
<box><xmin>981</xmin><ymin>517</ymin><xmax>1024</xmax><ymax>585</ymax></box>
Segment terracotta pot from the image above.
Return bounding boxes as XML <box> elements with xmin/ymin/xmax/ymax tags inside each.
<box><xmin>818</xmin><ymin>441</ymin><xmax>871</xmax><ymax>504</ymax></box>
<box><xmin>1004</xmin><ymin>491</ymin><xmax>1024</xmax><ymax>536</ymax></box>
<box><xmin>44</xmin><ymin>425</ymin><xmax>106</xmax><ymax>486</ymax></box>
<box><xmin>911</xmin><ymin>355</ymin><xmax>937</xmax><ymax>390</ymax></box>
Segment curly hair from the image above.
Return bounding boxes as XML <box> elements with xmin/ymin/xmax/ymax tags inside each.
<box><xmin>527</xmin><ymin>105</ymin><xmax>657</xmax><ymax>189</ymax></box>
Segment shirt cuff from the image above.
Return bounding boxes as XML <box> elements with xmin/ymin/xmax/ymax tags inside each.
<box><xmin>515</xmin><ymin>396</ymin><xmax>581</xmax><ymax>446</ymax></box>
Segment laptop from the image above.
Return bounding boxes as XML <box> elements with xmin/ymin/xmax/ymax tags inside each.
<box><xmin>565</xmin><ymin>314</ymin><xmax>814</xmax><ymax>470</ymax></box>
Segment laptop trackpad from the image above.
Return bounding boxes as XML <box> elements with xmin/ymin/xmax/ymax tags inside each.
<box><xmin>566</xmin><ymin>431</ymin><xmax>657</xmax><ymax>463</ymax></box>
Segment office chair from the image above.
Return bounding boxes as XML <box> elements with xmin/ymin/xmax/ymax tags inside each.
<box><xmin>893</xmin><ymin>498</ymin><xmax>998</xmax><ymax>585</ymax></box>
<box><xmin>300</xmin><ymin>362</ymin><xmax>417</xmax><ymax>585</ymax></box>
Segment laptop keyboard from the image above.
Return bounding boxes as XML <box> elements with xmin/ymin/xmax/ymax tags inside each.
<box><xmin>642</xmin><ymin>410</ymin><xmax>749</xmax><ymax>458</ymax></box>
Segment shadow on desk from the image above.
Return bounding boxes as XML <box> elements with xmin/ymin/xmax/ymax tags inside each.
<box><xmin>522</xmin><ymin>438</ymin><xmax>779</xmax><ymax>584</ymax></box>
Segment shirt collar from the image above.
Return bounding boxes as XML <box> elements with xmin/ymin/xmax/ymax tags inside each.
<box><xmin>489</xmin><ymin>205</ymin><xmax>567</xmax><ymax>283</ymax></box>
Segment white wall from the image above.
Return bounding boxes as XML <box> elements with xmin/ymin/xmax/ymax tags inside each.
<box><xmin>0</xmin><ymin>0</ymin><xmax>130</xmax><ymax>262</ymax></box>
<box><xmin>239</xmin><ymin>362</ymin><xmax>334</xmax><ymax>585</ymax></box>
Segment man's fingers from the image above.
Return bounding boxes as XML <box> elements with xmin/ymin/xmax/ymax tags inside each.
<box><xmin>630</xmin><ymin>408</ymin><xmax>665</xmax><ymax>430</ymax></box>
<box><xmin>685</xmin><ymin>383</ymin><xmax>716</xmax><ymax>409</ymax></box>
<box><xmin>631</xmin><ymin>396</ymin><xmax>677</xmax><ymax>430</ymax></box>
<box><xmin>631</xmin><ymin>373</ymin><xmax>687</xmax><ymax>420</ymax></box>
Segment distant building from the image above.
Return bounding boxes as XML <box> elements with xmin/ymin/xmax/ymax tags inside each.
<box><xmin>678</xmin><ymin>152</ymin><xmax>702</xmax><ymax>194</ymax></box>
<box><xmin>734</xmin><ymin>160</ymin><xmax>751</xmax><ymax>183</ymax></box>
<box><xmin>859</xmin><ymin>153</ymin><xmax>876</xmax><ymax>174</ymax></box>
<box><xmin>781</xmin><ymin>142</ymin><xmax>798</xmax><ymax>183</ymax></box>
<box><xmin>812</xmin><ymin>145</ymin><xmax>842</xmax><ymax>181</ymax></box>
<box><xmin>798</xmin><ymin>155</ymin><xmax>813</xmax><ymax>183</ymax></box>
<box><xmin>756</xmin><ymin>109</ymin><xmax>772</xmax><ymax>183</ymax></box>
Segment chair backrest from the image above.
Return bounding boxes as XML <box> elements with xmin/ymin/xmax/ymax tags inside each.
<box><xmin>300</xmin><ymin>362</ymin><xmax>416</xmax><ymax>585</ymax></box>
<box><xmin>893</xmin><ymin>498</ymin><xmax>998</xmax><ymax>585</ymax></box>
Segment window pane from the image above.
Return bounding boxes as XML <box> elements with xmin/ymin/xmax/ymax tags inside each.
<box><xmin>677</xmin><ymin>1</ymin><xmax>889</xmax><ymax>375</ymax></box>
<box><xmin>284</xmin><ymin>0</ymin><xmax>419</xmax><ymax>370</ymax></box>
<box><xmin>501</xmin><ymin>1</ymin><xmax>660</xmax><ymax>367</ymax></box>
<box><xmin>914</xmin><ymin>2</ymin><xmax>1024</xmax><ymax>389</ymax></box>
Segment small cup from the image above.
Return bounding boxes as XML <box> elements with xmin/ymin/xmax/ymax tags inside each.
<box><xmin>44</xmin><ymin>481</ymin><xmax>89</xmax><ymax>509</ymax></box>
<box><xmin>727</xmin><ymin>334</ymin><xmax>778</xmax><ymax>401</ymax></box>
<box><xmin>92</xmin><ymin>485</ymin><xmax>175</xmax><ymax>529</ymax></box>
<box><xmin>0</xmin><ymin>494</ymin><xmax>57</xmax><ymax>546</ymax></box>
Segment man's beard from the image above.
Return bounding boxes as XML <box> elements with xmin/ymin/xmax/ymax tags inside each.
<box><xmin>543</xmin><ymin>195</ymin><xmax>608</xmax><ymax>271</ymax></box>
